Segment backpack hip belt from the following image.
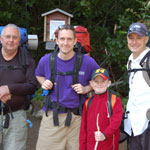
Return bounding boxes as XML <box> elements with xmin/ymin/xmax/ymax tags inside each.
<box><xmin>43</xmin><ymin>96</ymin><xmax>80</xmax><ymax>126</ymax></box>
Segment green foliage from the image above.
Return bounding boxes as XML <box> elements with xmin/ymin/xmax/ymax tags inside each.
<box><xmin>104</xmin><ymin>14</ymin><xmax>130</xmax><ymax>78</ymax></box>
<box><xmin>32</xmin><ymin>88</ymin><xmax>44</xmax><ymax>102</ymax></box>
<box><xmin>121</xmin><ymin>97</ymin><xmax>128</xmax><ymax>110</ymax></box>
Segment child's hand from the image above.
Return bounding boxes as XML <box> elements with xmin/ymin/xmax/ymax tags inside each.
<box><xmin>95</xmin><ymin>131</ymin><xmax>106</xmax><ymax>141</ymax></box>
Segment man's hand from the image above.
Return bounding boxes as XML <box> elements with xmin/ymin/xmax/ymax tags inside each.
<box><xmin>72</xmin><ymin>83</ymin><xmax>92</xmax><ymax>94</ymax></box>
<box><xmin>41</xmin><ymin>79</ymin><xmax>53</xmax><ymax>90</ymax></box>
<box><xmin>1</xmin><ymin>94</ymin><xmax>12</xmax><ymax>104</ymax></box>
<box><xmin>95</xmin><ymin>131</ymin><xmax>106</xmax><ymax>141</ymax></box>
<box><xmin>36</xmin><ymin>76</ymin><xmax>54</xmax><ymax>90</ymax></box>
<box><xmin>0</xmin><ymin>85</ymin><xmax>10</xmax><ymax>99</ymax></box>
<box><xmin>0</xmin><ymin>85</ymin><xmax>11</xmax><ymax>104</ymax></box>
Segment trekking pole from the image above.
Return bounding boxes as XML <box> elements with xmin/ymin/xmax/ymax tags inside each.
<box><xmin>0</xmin><ymin>102</ymin><xmax>4</xmax><ymax>150</ymax></box>
<box><xmin>94</xmin><ymin>113</ymin><xmax>100</xmax><ymax>150</ymax></box>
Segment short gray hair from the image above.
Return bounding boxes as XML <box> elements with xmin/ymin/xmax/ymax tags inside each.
<box><xmin>1</xmin><ymin>24</ymin><xmax>20</xmax><ymax>37</ymax></box>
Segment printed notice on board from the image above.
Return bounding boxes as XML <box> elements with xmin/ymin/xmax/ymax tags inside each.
<box><xmin>50</xmin><ymin>20</ymin><xmax>65</xmax><ymax>40</ymax></box>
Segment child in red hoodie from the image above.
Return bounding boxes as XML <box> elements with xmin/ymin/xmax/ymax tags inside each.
<box><xmin>79</xmin><ymin>68</ymin><xmax>123</xmax><ymax>150</ymax></box>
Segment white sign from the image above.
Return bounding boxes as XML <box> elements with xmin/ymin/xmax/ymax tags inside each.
<box><xmin>45</xmin><ymin>41</ymin><xmax>56</xmax><ymax>50</ymax></box>
<box><xmin>50</xmin><ymin>20</ymin><xmax>65</xmax><ymax>40</ymax></box>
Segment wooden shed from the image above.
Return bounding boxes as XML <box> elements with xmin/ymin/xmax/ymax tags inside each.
<box><xmin>41</xmin><ymin>8</ymin><xmax>73</xmax><ymax>42</ymax></box>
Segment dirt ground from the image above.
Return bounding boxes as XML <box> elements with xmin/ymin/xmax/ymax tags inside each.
<box><xmin>26</xmin><ymin>101</ymin><xmax>41</xmax><ymax>150</ymax></box>
<box><xmin>26</xmin><ymin>113</ymin><xmax>41</xmax><ymax>150</ymax></box>
<box><xmin>26</xmin><ymin>102</ymin><xmax>127</xmax><ymax>150</ymax></box>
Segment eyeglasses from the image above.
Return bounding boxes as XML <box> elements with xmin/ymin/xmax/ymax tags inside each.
<box><xmin>58</xmin><ymin>25</ymin><xmax>75</xmax><ymax>31</ymax></box>
<box><xmin>128</xmin><ymin>25</ymin><xmax>148</xmax><ymax>36</ymax></box>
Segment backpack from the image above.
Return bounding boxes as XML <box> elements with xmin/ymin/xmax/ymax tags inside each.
<box><xmin>85</xmin><ymin>90</ymin><xmax>128</xmax><ymax>143</ymax></box>
<box><xmin>127</xmin><ymin>51</ymin><xmax>150</xmax><ymax>86</ymax></box>
<box><xmin>74</xmin><ymin>26</ymin><xmax>92</xmax><ymax>54</ymax></box>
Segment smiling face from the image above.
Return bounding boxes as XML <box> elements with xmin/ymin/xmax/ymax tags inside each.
<box><xmin>127</xmin><ymin>33</ymin><xmax>149</xmax><ymax>59</ymax></box>
<box><xmin>91</xmin><ymin>75</ymin><xmax>111</xmax><ymax>94</ymax></box>
<box><xmin>0</xmin><ymin>26</ymin><xmax>20</xmax><ymax>55</ymax></box>
<box><xmin>56</xmin><ymin>29</ymin><xmax>77</xmax><ymax>59</ymax></box>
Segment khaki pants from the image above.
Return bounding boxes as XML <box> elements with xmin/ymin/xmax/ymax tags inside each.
<box><xmin>36</xmin><ymin>111</ymin><xmax>81</xmax><ymax>150</ymax></box>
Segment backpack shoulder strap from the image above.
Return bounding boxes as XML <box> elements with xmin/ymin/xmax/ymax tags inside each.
<box><xmin>111</xmin><ymin>94</ymin><xmax>116</xmax><ymax>109</ymax></box>
<box><xmin>17</xmin><ymin>46</ymin><xmax>29</xmax><ymax>74</ymax></box>
<box><xmin>140</xmin><ymin>51</ymin><xmax>150</xmax><ymax>67</ymax></box>
<box><xmin>107</xmin><ymin>90</ymin><xmax>116</xmax><ymax>116</ymax></box>
<box><xmin>49</xmin><ymin>46</ymin><xmax>59</xmax><ymax>83</ymax></box>
<box><xmin>18</xmin><ymin>46</ymin><xmax>29</xmax><ymax>67</ymax></box>
<box><xmin>85</xmin><ymin>96</ymin><xmax>94</xmax><ymax>111</ymax></box>
<box><xmin>72</xmin><ymin>48</ymin><xmax>83</xmax><ymax>84</ymax></box>
<box><xmin>127</xmin><ymin>60</ymin><xmax>132</xmax><ymax>70</ymax></box>
<box><xmin>140</xmin><ymin>51</ymin><xmax>150</xmax><ymax>87</ymax></box>
<box><xmin>127</xmin><ymin>60</ymin><xmax>132</xmax><ymax>84</ymax></box>
<box><xmin>72</xmin><ymin>47</ymin><xmax>83</xmax><ymax>116</ymax></box>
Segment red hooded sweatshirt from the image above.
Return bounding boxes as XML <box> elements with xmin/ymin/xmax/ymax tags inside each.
<box><xmin>79</xmin><ymin>91</ymin><xmax>123</xmax><ymax>150</ymax></box>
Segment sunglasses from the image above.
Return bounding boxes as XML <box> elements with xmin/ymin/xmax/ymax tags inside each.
<box><xmin>58</xmin><ymin>25</ymin><xmax>75</xmax><ymax>31</ymax></box>
<box><xmin>128</xmin><ymin>25</ymin><xmax>148</xmax><ymax>36</ymax></box>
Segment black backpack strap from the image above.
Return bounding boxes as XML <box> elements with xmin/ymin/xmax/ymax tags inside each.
<box><xmin>72</xmin><ymin>49</ymin><xmax>83</xmax><ymax>84</ymax></box>
<box><xmin>73</xmin><ymin>49</ymin><xmax>84</xmax><ymax>116</ymax></box>
<box><xmin>49</xmin><ymin>48</ymin><xmax>59</xmax><ymax>84</ymax></box>
<box><xmin>18</xmin><ymin>46</ymin><xmax>29</xmax><ymax>72</ymax></box>
<box><xmin>53</xmin><ymin>75</ymin><xmax>60</xmax><ymax>126</ymax></box>
<box><xmin>107</xmin><ymin>90</ymin><xmax>116</xmax><ymax>117</ymax></box>
<box><xmin>0</xmin><ymin>64</ymin><xmax>24</xmax><ymax>70</ymax></box>
<box><xmin>107</xmin><ymin>91</ymin><xmax>112</xmax><ymax>117</ymax></box>
<box><xmin>65</xmin><ymin>109</ymin><xmax>72</xmax><ymax>126</ymax></box>
<box><xmin>127</xmin><ymin>60</ymin><xmax>132</xmax><ymax>84</ymax></box>
<box><xmin>43</xmin><ymin>94</ymin><xmax>50</xmax><ymax>117</ymax></box>
<box><xmin>49</xmin><ymin>46</ymin><xmax>60</xmax><ymax>126</ymax></box>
